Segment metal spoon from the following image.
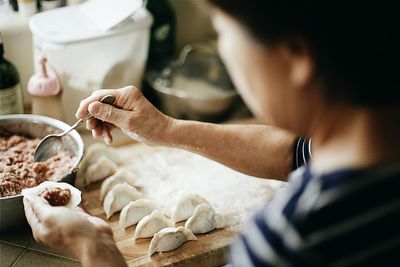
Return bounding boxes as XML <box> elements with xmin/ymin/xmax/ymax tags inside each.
<box><xmin>34</xmin><ymin>95</ymin><xmax>115</xmax><ymax>162</ymax></box>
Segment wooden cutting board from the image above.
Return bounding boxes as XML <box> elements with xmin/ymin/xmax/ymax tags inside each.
<box><xmin>81</xmin><ymin>144</ymin><xmax>284</xmax><ymax>266</ymax></box>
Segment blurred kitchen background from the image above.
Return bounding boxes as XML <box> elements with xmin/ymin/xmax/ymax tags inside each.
<box><xmin>0</xmin><ymin>0</ymin><xmax>251</xmax><ymax>136</ymax></box>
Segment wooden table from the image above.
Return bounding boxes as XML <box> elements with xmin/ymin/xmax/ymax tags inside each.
<box><xmin>81</xmin><ymin>144</ymin><xmax>283</xmax><ymax>266</ymax></box>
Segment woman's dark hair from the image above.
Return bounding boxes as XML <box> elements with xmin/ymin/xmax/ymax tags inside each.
<box><xmin>207</xmin><ymin>0</ymin><xmax>399</xmax><ymax>107</ymax></box>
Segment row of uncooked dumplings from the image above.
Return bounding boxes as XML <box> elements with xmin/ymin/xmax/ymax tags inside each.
<box><xmin>77</xmin><ymin>144</ymin><xmax>226</xmax><ymax>256</ymax></box>
<box><xmin>101</xmin><ymin>171</ymin><xmax>225</xmax><ymax>256</ymax></box>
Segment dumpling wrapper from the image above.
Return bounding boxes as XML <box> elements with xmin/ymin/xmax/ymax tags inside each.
<box><xmin>133</xmin><ymin>210</ymin><xmax>174</xmax><ymax>241</ymax></box>
<box><xmin>148</xmin><ymin>226</ymin><xmax>197</xmax><ymax>256</ymax></box>
<box><xmin>103</xmin><ymin>183</ymin><xmax>142</xmax><ymax>219</ymax></box>
<box><xmin>171</xmin><ymin>193</ymin><xmax>208</xmax><ymax>222</ymax></box>
<box><xmin>22</xmin><ymin>181</ymin><xmax>81</xmax><ymax>208</ymax></box>
<box><xmin>119</xmin><ymin>199</ymin><xmax>159</xmax><ymax>229</ymax></box>
<box><xmin>100</xmin><ymin>169</ymin><xmax>141</xmax><ymax>202</ymax></box>
<box><xmin>184</xmin><ymin>203</ymin><xmax>225</xmax><ymax>234</ymax></box>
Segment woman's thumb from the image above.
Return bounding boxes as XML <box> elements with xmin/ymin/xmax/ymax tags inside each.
<box><xmin>88</xmin><ymin>101</ymin><xmax>128</xmax><ymax>127</ymax></box>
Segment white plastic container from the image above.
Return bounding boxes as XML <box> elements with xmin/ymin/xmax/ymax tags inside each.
<box><xmin>29</xmin><ymin>6</ymin><xmax>152</xmax><ymax>124</ymax></box>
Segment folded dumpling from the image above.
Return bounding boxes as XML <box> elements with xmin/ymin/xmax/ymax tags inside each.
<box><xmin>22</xmin><ymin>181</ymin><xmax>81</xmax><ymax>208</ymax></box>
<box><xmin>119</xmin><ymin>199</ymin><xmax>159</xmax><ymax>229</ymax></box>
<box><xmin>133</xmin><ymin>210</ymin><xmax>174</xmax><ymax>241</ymax></box>
<box><xmin>100</xmin><ymin>169</ymin><xmax>141</xmax><ymax>202</ymax></box>
<box><xmin>171</xmin><ymin>193</ymin><xmax>208</xmax><ymax>222</ymax></box>
<box><xmin>81</xmin><ymin>143</ymin><xmax>122</xmax><ymax>167</ymax></box>
<box><xmin>184</xmin><ymin>203</ymin><xmax>225</xmax><ymax>234</ymax></box>
<box><xmin>76</xmin><ymin>143</ymin><xmax>122</xmax><ymax>188</ymax></box>
<box><xmin>148</xmin><ymin>226</ymin><xmax>197</xmax><ymax>256</ymax></box>
<box><xmin>103</xmin><ymin>183</ymin><xmax>142</xmax><ymax>219</ymax></box>
<box><xmin>84</xmin><ymin>156</ymin><xmax>118</xmax><ymax>186</ymax></box>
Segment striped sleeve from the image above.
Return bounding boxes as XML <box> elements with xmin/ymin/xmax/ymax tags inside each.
<box><xmin>293</xmin><ymin>138</ymin><xmax>312</xmax><ymax>170</ymax></box>
<box><xmin>230</xmin><ymin>167</ymin><xmax>312</xmax><ymax>267</ymax></box>
<box><xmin>230</xmin><ymin>166</ymin><xmax>400</xmax><ymax>267</ymax></box>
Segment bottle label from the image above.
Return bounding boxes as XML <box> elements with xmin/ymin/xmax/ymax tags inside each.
<box><xmin>0</xmin><ymin>84</ymin><xmax>24</xmax><ymax>115</ymax></box>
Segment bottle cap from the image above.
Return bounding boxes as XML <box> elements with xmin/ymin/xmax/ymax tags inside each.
<box><xmin>28</xmin><ymin>57</ymin><xmax>62</xmax><ymax>96</ymax></box>
<box><xmin>18</xmin><ymin>0</ymin><xmax>37</xmax><ymax>18</ymax></box>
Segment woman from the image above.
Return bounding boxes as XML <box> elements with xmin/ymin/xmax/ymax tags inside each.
<box><xmin>24</xmin><ymin>1</ymin><xmax>399</xmax><ymax>266</ymax></box>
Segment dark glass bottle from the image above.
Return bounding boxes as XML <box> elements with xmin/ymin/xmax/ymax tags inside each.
<box><xmin>0</xmin><ymin>33</ymin><xmax>24</xmax><ymax>115</ymax></box>
<box><xmin>9</xmin><ymin>0</ymin><xmax>19</xmax><ymax>11</ymax></box>
<box><xmin>145</xmin><ymin>0</ymin><xmax>176</xmax><ymax>71</ymax></box>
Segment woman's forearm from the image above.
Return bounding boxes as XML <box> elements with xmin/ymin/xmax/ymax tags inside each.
<box><xmin>74</xmin><ymin>87</ymin><xmax>295</xmax><ymax>180</ymax></box>
<box><xmin>163</xmin><ymin>120</ymin><xmax>296</xmax><ymax>180</ymax></box>
<box><xmin>77</xmin><ymin>236</ymin><xmax>127</xmax><ymax>267</ymax></box>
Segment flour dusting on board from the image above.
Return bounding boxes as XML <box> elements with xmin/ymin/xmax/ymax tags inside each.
<box><xmin>116</xmin><ymin>144</ymin><xmax>286</xmax><ymax>224</ymax></box>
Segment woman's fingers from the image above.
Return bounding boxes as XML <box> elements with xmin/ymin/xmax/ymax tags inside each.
<box><xmin>92</xmin><ymin>123</ymin><xmax>111</xmax><ymax>145</ymax></box>
<box><xmin>76</xmin><ymin>89</ymin><xmax>120</xmax><ymax>119</ymax></box>
<box><xmin>25</xmin><ymin>198</ymin><xmax>48</xmax><ymax>221</ymax></box>
<box><xmin>76</xmin><ymin>90</ymin><xmax>107</xmax><ymax>119</ymax></box>
<box><xmin>87</xmin><ymin>117</ymin><xmax>114</xmax><ymax>144</ymax></box>
<box><xmin>74</xmin><ymin>208</ymin><xmax>113</xmax><ymax>236</ymax></box>
<box><xmin>88</xmin><ymin>101</ymin><xmax>129</xmax><ymax>129</ymax></box>
<box><xmin>23</xmin><ymin>198</ymin><xmax>40</xmax><ymax>229</ymax></box>
<box><xmin>92</xmin><ymin>126</ymin><xmax>103</xmax><ymax>140</ymax></box>
<box><xmin>86</xmin><ymin>117</ymin><xmax>98</xmax><ymax>130</ymax></box>
<box><xmin>23</xmin><ymin>198</ymin><xmax>51</xmax><ymax>243</ymax></box>
<box><xmin>103</xmin><ymin>124</ymin><xmax>113</xmax><ymax>145</ymax></box>
<box><xmin>87</xmin><ymin>216</ymin><xmax>113</xmax><ymax>236</ymax></box>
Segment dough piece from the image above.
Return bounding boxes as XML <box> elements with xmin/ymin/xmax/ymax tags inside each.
<box><xmin>84</xmin><ymin>156</ymin><xmax>118</xmax><ymax>186</ymax></box>
<box><xmin>148</xmin><ymin>226</ymin><xmax>197</xmax><ymax>256</ymax></box>
<box><xmin>100</xmin><ymin>169</ymin><xmax>141</xmax><ymax>202</ymax></box>
<box><xmin>103</xmin><ymin>183</ymin><xmax>142</xmax><ymax>219</ymax></box>
<box><xmin>133</xmin><ymin>210</ymin><xmax>174</xmax><ymax>241</ymax></box>
<box><xmin>184</xmin><ymin>203</ymin><xmax>225</xmax><ymax>234</ymax></box>
<box><xmin>22</xmin><ymin>181</ymin><xmax>81</xmax><ymax>208</ymax></box>
<box><xmin>76</xmin><ymin>143</ymin><xmax>122</xmax><ymax>188</ymax></box>
<box><xmin>119</xmin><ymin>199</ymin><xmax>159</xmax><ymax>229</ymax></box>
<box><xmin>171</xmin><ymin>193</ymin><xmax>208</xmax><ymax>222</ymax></box>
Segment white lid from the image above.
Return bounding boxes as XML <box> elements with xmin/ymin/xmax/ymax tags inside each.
<box><xmin>29</xmin><ymin>4</ymin><xmax>152</xmax><ymax>45</ymax></box>
<box><xmin>80</xmin><ymin>0</ymin><xmax>143</xmax><ymax>32</ymax></box>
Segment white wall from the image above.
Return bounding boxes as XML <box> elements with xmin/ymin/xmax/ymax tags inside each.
<box><xmin>169</xmin><ymin>0</ymin><xmax>215</xmax><ymax>49</ymax></box>
<box><xmin>0</xmin><ymin>12</ymin><xmax>33</xmax><ymax>105</ymax></box>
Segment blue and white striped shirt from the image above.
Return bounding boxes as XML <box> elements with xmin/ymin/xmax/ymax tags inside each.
<box><xmin>230</xmin><ymin>138</ymin><xmax>400</xmax><ymax>266</ymax></box>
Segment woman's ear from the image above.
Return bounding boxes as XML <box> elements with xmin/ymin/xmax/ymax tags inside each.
<box><xmin>280</xmin><ymin>38</ymin><xmax>315</xmax><ymax>91</ymax></box>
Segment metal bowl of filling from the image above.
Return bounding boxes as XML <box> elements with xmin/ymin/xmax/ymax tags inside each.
<box><xmin>0</xmin><ymin>114</ymin><xmax>84</xmax><ymax>232</ymax></box>
<box><xmin>147</xmin><ymin>43</ymin><xmax>241</xmax><ymax>121</ymax></box>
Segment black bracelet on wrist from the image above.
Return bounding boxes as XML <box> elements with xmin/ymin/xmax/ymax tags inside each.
<box><xmin>292</xmin><ymin>137</ymin><xmax>312</xmax><ymax>170</ymax></box>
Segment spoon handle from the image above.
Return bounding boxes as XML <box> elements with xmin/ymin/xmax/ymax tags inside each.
<box><xmin>63</xmin><ymin>117</ymin><xmax>87</xmax><ymax>135</ymax></box>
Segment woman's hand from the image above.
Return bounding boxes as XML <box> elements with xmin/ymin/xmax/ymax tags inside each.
<box><xmin>75</xmin><ymin>86</ymin><xmax>173</xmax><ymax>145</ymax></box>
<box><xmin>75</xmin><ymin>87</ymin><xmax>295</xmax><ymax>180</ymax></box>
<box><xmin>23</xmin><ymin>199</ymin><xmax>127</xmax><ymax>267</ymax></box>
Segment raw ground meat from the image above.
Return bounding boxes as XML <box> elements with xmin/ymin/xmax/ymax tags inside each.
<box><xmin>40</xmin><ymin>187</ymin><xmax>71</xmax><ymax>206</ymax></box>
<box><xmin>0</xmin><ymin>135</ymin><xmax>76</xmax><ymax>197</ymax></box>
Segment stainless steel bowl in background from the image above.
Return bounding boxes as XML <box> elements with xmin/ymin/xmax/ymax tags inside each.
<box><xmin>0</xmin><ymin>114</ymin><xmax>84</xmax><ymax>232</ymax></box>
<box><xmin>147</xmin><ymin>43</ymin><xmax>241</xmax><ymax>122</ymax></box>
<box><xmin>148</xmin><ymin>76</ymin><xmax>240</xmax><ymax>121</ymax></box>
